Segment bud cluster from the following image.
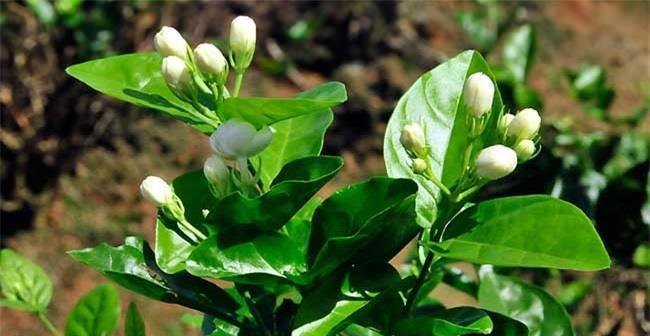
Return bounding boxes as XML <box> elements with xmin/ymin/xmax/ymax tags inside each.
<box><xmin>154</xmin><ymin>15</ymin><xmax>256</xmax><ymax>105</ymax></box>
<box><xmin>396</xmin><ymin>72</ymin><xmax>544</xmax><ymax>200</ymax></box>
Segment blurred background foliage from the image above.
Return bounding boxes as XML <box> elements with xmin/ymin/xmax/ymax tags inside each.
<box><xmin>1</xmin><ymin>0</ymin><xmax>648</xmax><ymax>335</ymax></box>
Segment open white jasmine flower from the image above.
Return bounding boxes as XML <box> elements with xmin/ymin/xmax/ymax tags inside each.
<box><xmin>209</xmin><ymin>119</ymin><xmax>273</xmax><ymax>160</ymax></box>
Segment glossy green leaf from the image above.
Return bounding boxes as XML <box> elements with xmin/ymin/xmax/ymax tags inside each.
<box><xmin>65</xmin><ymin>284</ymin><xmax>120</xmax><ymax>336</ymax></box>
<box><xmin>478</xmin><ymin>268</ymin><xmax>574</xmax><ymax>336</ymax></box>
<box><xmin>384</xmin><ymin>50</ymin><xmax>503</xmax><ymax>228</ymax></box>
<box><xmin>394</xmin><ymin>307</ymin><xmax>493</xmax><ymax>336</ymax></box>
<box><xmin>433</xmin><ymin>195</ymin><xmax>611</xmax><ymax>270</ymax></box>
<box><xmin>484</xmin><ymin>311</ymin><xmax>529</xmax><ymax>336</ymax></box>
<box><xmin>503</xmin><ymin>24</ymin><xmax>536</xmax><ymax>83</ymax></box>
<box><xmin>255</xmin><ymin>82</ymin><xmax>339</xmax><ymax>187</ymax></box>
<box><xmin>307</xmin><ymin>177</ymin><xmax>419</xmax><ymax>279</ymax></box>
<box><xmin>342</xmin><ymin>324</ymin><xmax>383</xmax><ymax>336</ymax></box>
<box><xmin>186</xmin><ymin>233</ymin><xmax>307</xmax><ymax>284</ymax></box>
<box><xmin>219</xmin><ymin>81</ymin><xmax>346</xmax><ymax>129</ymax></box>
<box><xmin>292</xmin><ymin>272</ymin><xmax>369</xmax><ymax>336</ymax></box>
<box><xmin>0</xmin><ymin>249</ymin><xmax>52</xmax><ymax>312</ymax></box>
<box><xmin>66</xmin><ymin>53</ymin><xmax>216</xmax><ymax>133</ymax></box>
<box><xmin>207</xmin><ymin>156</ymin><xmax>342</xmax><ymax>244</ymax></box>
<box><xmin>68</xmin><ymin>237</ymin><xmax>241</xmax><ymax>320</ymax></box>
<box><xmin>285</xmin><ymin>197</ymin><xmax>322</xmax><ymax>256</ymax></box>
<box><xmin>155</xmin><ymin>219</ymin><xmax>194</xmax><ymax>274</ymax></box>
<box><xmin>125</xmin><ymin>302</ymin><xmax>146</xmax><ymax>336</ymax></box>
<box><xmin>66</xmin><ymin>55</ymin><xmax>344</xmax><ymax>133</ymax></box>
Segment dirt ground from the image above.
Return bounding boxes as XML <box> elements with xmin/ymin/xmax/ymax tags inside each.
<box><xmin>1</xmin><ymin>1</ymin><xmax>649</xmax><ymax>335</ymax></box>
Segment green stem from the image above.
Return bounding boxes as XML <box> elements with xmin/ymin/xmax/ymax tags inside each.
<box><xmin>239</xmin><ymin>289</ymin><xmax>272</xmax><ymax>336</ymax></box>
<box><xmin>404</xmin><ymin>251</ymin><xmax>434</xmax><ymax>315</ymax></box>
<box><xmin>37</xmin><ymin>312</ymin><xmax>62</xmax><ymax>336</ymax></box>
<box><xmin>232</xmin><ymin>72</ymin><xmax>244</xmax><ymax>97</ymax></box>
<box><xmin>423</xmin><ymin>168</ymin><xmax>451</xmax><ymax>196</ymax></box>
<box><xmin>180</xmin><ymin>219</ymin><xmax>207</xmax><ymax>241</ymax></box>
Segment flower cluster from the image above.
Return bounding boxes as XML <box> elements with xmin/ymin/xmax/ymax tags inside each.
<box><xmin>139</xmin><ymin>17</ymin><xmax>272</xmax><ymax>232</ymax></box>
<box><xmin>400</xmin><ymin>71</ymin><xmax>541</xmax><ymax>199</ymax></box>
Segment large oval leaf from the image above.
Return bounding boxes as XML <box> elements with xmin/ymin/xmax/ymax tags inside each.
<box><xmin>68</xmin><ymin>237</ymin><xmax>240</xmax><ymax>319</ymax></box>
<box><xmin>433</xmin><ymin>195</ymin><xmax>611</xmax><ymax>271</ymax></box>
<box><xmin>384</xmin><ymin>50</ymin><xmax>503</xmax><ymax>228</ymax></box>
<box><xmin>0</xmin><ymin>249</ymin><xmax>52</xmax><ymax>312</ymax></box>
<box><xmin>66</xmin><ymin>53</ymin><xmax>216</xmax><ymax>133</ymax></box>
<box><xmin>186</xmin><ymin>233</ymin><xmax>307</xmax><ymax>285</ymax></box>
<box><xmin>66</xmin><ymin>53</ymin><xmax>347</xmax><ymax>131</ymax></box>
<box><xmin>64</xmin><ymin>284</ymin><xmax>120</xmax><ymax>336</ymax></box>
<box><xmin>478</xmin><ymin>268</ymin><xmax>574</xmax><ymax>336</ymax></box>
<box><xmin>307</xmin><ymin>177</ymin><xmax>419</xmax><ymax>279</ymax></box>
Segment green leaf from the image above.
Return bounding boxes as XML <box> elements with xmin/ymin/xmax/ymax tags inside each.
<box><xmin>285</xmin><ymin>197</ymin><xmax>322</xmax><ymax>256</ymax></box>
<box><xmin>66</xmin><ymin>53</ymin><xmax>216</xmax><ymax>133</ymax></box>
<box><xmin>384</xmin><ymin>50</ymin><xmax>503</xmax><ymax>228</ymax></box>
<box><xmin>25</xmin><ymin>0</ymin><xmax>56</xmax><ymax>26</ymax></box>
<box><xmin>432</xmin><ymin>195</ymin><xmax>611</xmax><ymax>271</ymax></box>
<box><xmin>502</xmin><ymin>24</ymin><xmax>536</xmax><ymax>83</ymax></box>
<box><xmin>68</xmin><ymin>237</ymin><xmax>241</xmax><ymax>319</ymax></box>
<box><xmin>484</xmin><ymin>311</ymin><xmax>529</xmax><ymax>336</ymax></box>
<box><xmin>393</xmin><ymin>307</ymin><xmax>493</xmax><ymax>336</ymax></box>
<box><xmin>0</xmin><ymin>249</ymin><xmax>52</xmax><ymax>312</ymax></box>
<box><xmin>219</xmin><ymin>81</ymin><xmax>346</xmax><ymax>129</ymax></box>
<box><xmin>125</xmin><ymin>302</ymin><xmax>146</xmax><ymax>336</ymax></box>
<box><xmin>207</xmin><ymin>156</ymin><xmax>343</xmax><ymax>244</ymax></box>
<box><xmin>186</xmin><ymin>233</ymin><xmax>307</xmax><ymax>285</ymax></box>
<box><xmin>455</xmin><ymin>12</ymin><xmax>496</xmax><ymax>52</ymax></box>
<box><xmin>633</xmin><ymin>244</ymin><xmax>650</xmax><ymax>267</ymax></box>
<box><xmin>65</xmin><ymin>284</ymin><xmax>120</xmax><ymax>336</ymax></box>
<box><xmin>155</xmin><ymin>219</ymin><xmax>194</xmax><ymax>274</ymax></box>
<box><xmin>478</xmin><ymin>268</ymin><xmax>574</xmax><ymax>336</ymax></box>
<box><xmin>307</xmin><ymin>177</ymin><xmax>419</xmax><ymax>279</ymax></box>
<box><xmin>291</xmin><ymin>272</ymin><xmax>370</xmax><ymax>336</ymax></box>
<box><xmin>342</xmin><ymin>324</ymin><xmax>383</xmax><ymax>336</ymax></box>
<box><xmin>255</xmin><ymin>82</ymin><xmax>339</xmax><ymax>187</ymax></box>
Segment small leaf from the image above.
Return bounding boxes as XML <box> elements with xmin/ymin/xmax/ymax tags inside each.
<box><xmin>433</xmin><ymin>195</ymin><xmax>611</xmax><ymax>271</ymax></box>
<box><xmin>207</xmin><ymin>156</ymin><xmax>342</xmax><ymax>244</ymax></box>
<box><xmin>255</xmin><ymin>82</ymin><xmax>340</xmax><ymax>187</ymax></box>
<box><xmin>478</xmin><ymin>268</ymin><xmax>574</xmax><ymax>336</ymax></box>
<box><xmin>0</xmin><ymin>249</ymin><xmax>52</xmax><ymax>312</ymax></box>
<box><xmin>155</xmin><ymin>219</ymin><xmax>194</xmax><ymax>274</ymax></box>
<box><xmin>65</xmin><ymin>284</ymin><xmax>120</xmax><ymax>336</ymax></box>
<box><xmin>393</xmin><ymin>307</ymin><xmax>493</xmax><ymax>336</ymax></box>
<box><xmin>384</xmin><ymin>50</ymin><xmax>503</xmax><ymax>228</ymax></box>
<box><xmin>125</xmin><ymin>302</ymin><xmax>146</xmax><ymax>336</ymax></box>
<box><xmin>502</xmin><ymin>24</ymin><xmax>536</xmax><ymax>83</ymax></box>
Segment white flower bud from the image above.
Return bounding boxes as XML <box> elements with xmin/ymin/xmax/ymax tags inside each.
<box><xmin>204</xmin><ymin>155</ymin><xmax>230</xmax><ymax>196</ymax></box>
<box><xmin>475</xmin><ymin>145</ymin><xmax>518</xmax><ymax>180</ymax></box>
<box><xmin>498</xmin><ymin>113</ymin><xmax>515</xmax><ymax>135</ymax></box>
<box><xmin>194</xmin><ymin>43</ymin><xmax>227</xmax><ymax>79</ymax></box>
<box><xmin>154</xmin><ymin>26</ymin><xmax>189</xmax><ymax>60</ymax></box>
<box><xmin>209</xmin><ymin>119</ymin><xmax>273</xmax><ymax>160</ymax></box>
<box><xmin>162</xmin><ymin>56</ymin><xmax>192</xmax><ymax>92</ymax></box>
<box><xmin>230</xmin><ymin>16</ymin><xmax>256</xmax><ymax>56</ymax></box>
<box><xmin>507</xmin><ymin>108</ymin><xmax>541</xmax><ymax>140</ymax></box>
<box><xmin>140</xmin><ymin>176</ymin><xmax>173</xmax><ymax>207</ymax></box>
<box><xmin>412</xmin><ymin>158</ymin><xmax>428</xmax><ymax>174</ymax></box>
<box><xmin>400</xmin><ymin>123</ymin><xmax>427</xmax><ymax>157</ymax></box>
<box><xmin>464</xmin><ymin>72</ymin><xmax>495</xmax><ymax>118</ymax></box>
<box><xmin>513</xmin><ymin>139</ymin><xmax>536</xmax><ymax>161</ymax></box>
